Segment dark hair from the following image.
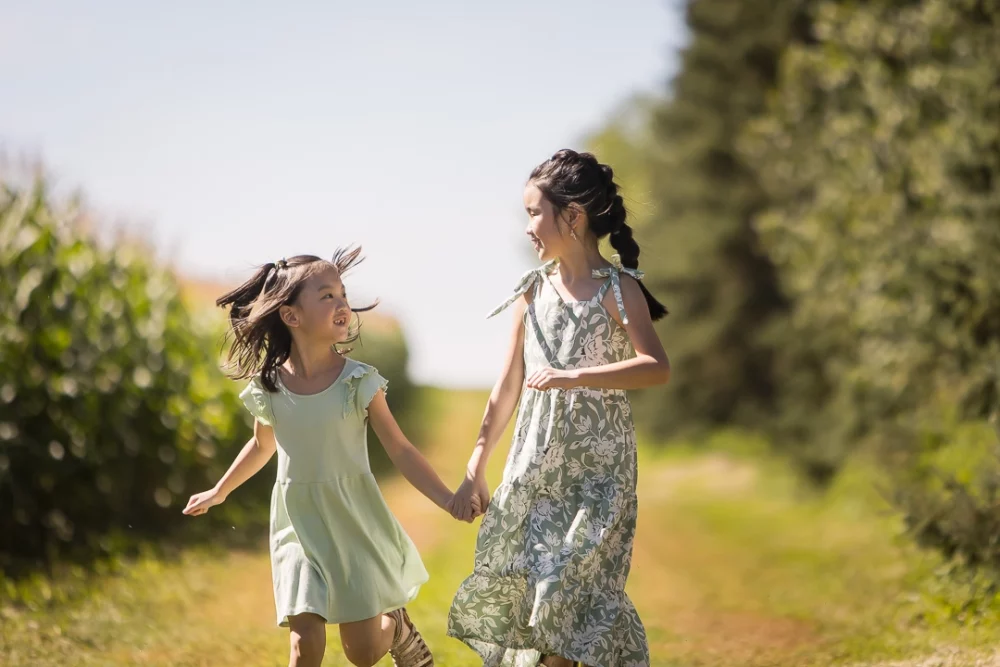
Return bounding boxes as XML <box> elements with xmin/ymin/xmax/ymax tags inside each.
<box><xmin>216</xmin><ymin>246</ymin><xmax>376</xmax><ymax>391</ymax></box>
<box><xmin>529</xmin><ymin>149</ymin><xmax>667</xmax><ymax>320</ymax></box>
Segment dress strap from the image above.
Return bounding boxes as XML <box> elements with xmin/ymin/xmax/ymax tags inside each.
<box><xmin>594</xmin><ymin>272</ymin><xmax>615</xmax><ymax>304</ymax></box>
<box><xmin>486</xmin><ymin>260</ymin><xmax>558</xmax><ymax>319</ymax></box>
<box><xmin>591</xmin><ymin>254</ymin><xmax>645</xmax><ymax>325</ymax></box>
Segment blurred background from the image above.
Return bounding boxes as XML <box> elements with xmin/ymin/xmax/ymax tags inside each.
<box><xmin>2</xmin><ymin>1</ymin><xmax>999</xmax><ymax>666</ymax></box>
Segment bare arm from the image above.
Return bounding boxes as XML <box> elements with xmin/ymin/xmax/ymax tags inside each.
<box><xmin>525</xmin><ymin>276</ymin><xmax>671</xmax><ymax>392</ymax></box>
<box><xmin>368</xmin><ymin>390</ymin><xmax>454</xmax><ymax>512</ymax></box>
<box><xmin>451</xmin><ymin>296</ymin><xmax>528</xmax><ymax>521</ymax></box>
<box><xmin>184</xmin><ymin>419</ymin><xmax>277</xmax><ymax>516</ymax></box>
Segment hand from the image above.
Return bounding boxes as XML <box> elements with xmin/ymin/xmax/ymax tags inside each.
<box><xmin>525</xmin><ymin>367</ymin><xmax>578</xmax><ymax>391</ymax></box>
<box><xmin>183</xmin><ymin>487</ymin><xmax>227</xmax><ymax>516</ymax></box>
<box><xmin>447</xmin><ymin>491</ymin><xmax>483</xmax><ymax>523</ymax></box>
<box><xmin>450</xmin><ymin>475</ymin><xmax>491</xmax><ymax>523</ymax></box>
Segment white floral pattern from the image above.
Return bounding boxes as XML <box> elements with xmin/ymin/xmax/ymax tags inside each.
<box><xmin>448</xmin><ymin>263</ymin><xmax>650</xmax><ymax>667</ymax></box>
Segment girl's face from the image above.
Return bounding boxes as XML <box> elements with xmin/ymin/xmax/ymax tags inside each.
<box><xmin>281</xmin><ymin>265</ymin><xmax>352</xmax><ymax>343</ymax></box>
<box><xmin>524</xmin><ymin>183</ymin><xmax>572</xmax><ymax>262</ymax></box>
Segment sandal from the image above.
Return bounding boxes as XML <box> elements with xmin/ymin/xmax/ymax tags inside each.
<box><xmin>387</xmin><ymin>607</ymin><xmax>433</xmax><ymax>667</ymax></box>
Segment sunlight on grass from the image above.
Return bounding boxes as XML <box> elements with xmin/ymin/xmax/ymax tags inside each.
<box><xmin>5</xmin><ymin>394</ymin><xmax>1000</xmax><ymax>666</ymax></box>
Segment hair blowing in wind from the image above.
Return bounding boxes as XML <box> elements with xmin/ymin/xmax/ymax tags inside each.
<box><xmin>216</xmin><ymin>247</ymin><xmax>376</xmax><ymax>392</ymax></box>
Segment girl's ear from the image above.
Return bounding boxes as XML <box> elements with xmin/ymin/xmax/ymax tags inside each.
<box><xmin>562</xmin><ymin>203</ymin><xmax>585</xmax><ymax>233</ymax></box>
<box><xmin>279</xmin><ymin>304</ymin><xmax>299</xmax><ymax>328</ymax></box>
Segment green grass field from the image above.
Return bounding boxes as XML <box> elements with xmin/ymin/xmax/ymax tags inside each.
<box><xmin>4</xmin><ymin>389</ymin><xmax>1000</xmax><ymax>666</ymax></box>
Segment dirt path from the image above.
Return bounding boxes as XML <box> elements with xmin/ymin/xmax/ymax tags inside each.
<box><xmin>629</xmin><ymin>455</ymin><xmax>822</xmax><ymax>667</ymax></box>
<box><xmin>392</xmin><ymin>396</ymin><xmax>826</xmax><ymax>666</ymax></box>
<box><xmin>6</xmin><ymin>390</ymin><xmax>989</xmax><ymax>666</ymax></box>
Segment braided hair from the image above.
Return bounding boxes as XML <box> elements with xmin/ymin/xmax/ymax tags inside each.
<box><xmin>528</xmin><ymin>149</ymin><xmax>667</xmax><ymax>320</ymax></box>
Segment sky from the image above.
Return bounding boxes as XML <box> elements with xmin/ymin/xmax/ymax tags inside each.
<box><xmin>2</xmin><ymin>0</ymin><xmax>684</xmax><ymax>388</ymax></box>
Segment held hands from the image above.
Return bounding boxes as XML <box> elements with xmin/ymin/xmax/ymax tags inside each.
<box><xmin>182</xmin><ymin>487</ymin><xmax>227</xmax><ymax>516</ymax></box>
<box><xmin>447</xmin><ymin>475</ymin><xmax>491</xmax><ymax>523</ymax></box>
<box><xmin>525</xmin><ymin>367</ymin><xmax>578</xmax><ymax>391</ymax></box>
<box><xmin>444</xmin><ymin>492</ymin><xmax>482</xmax><ymax>524</ymax></box>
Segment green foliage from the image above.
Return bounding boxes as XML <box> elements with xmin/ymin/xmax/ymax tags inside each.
<box><xmin>0</xmin><ymin>174</ymin><xmax>421</xmax><ymax>580</ymax></box>
<box><xmin>585</xmin><ymin>0</ymin><xmax>1000</xmax><ymax>574</ymax></box>
<box><xmin>742</xmin><ymin>0</ymin><xmax>1000</xmax><ymax>458</ymax></box>
<box><xmin>879</xmin><ymin>407</ymin><xmax>1000</xmax><ymax>576</ymax></box>
<box><xmin>0</xmin><ymin>177</ymin><xmax>265</xmax><ymax>577</ymax></box>
<box><xmin>585</xmin><ymin>94</ymin><xmax>663</xmax><ymax>232</ymax></box>
<box><xmin>593</xmin><ymin>0</ymin><xmax>816</xmax><ymax>441</ymax></box>
<box><xmin>740</xmin><ymin>0</ymin><xmax>1000</xmax><ymax>557</ymax></box>
<box><xmin>743</xmin><ymin>0</ymin><xmax>1000</xmax><ymax>452</ymax></box>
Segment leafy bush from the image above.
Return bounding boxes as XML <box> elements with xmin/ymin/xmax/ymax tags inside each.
<box><xmin>742</xmin><ymin>0</ymin><xmax>1000</xmax><ymax>469</ymax></box>
<box><xmin>741</xmin><ymin>0</ymin><xmax>1000</xmax><ymax>562</ymax></box>
<box><xmin>0</xmin><ymin>174</ymin><xmax>420</xmax><ymax>580</ymax></box>
<box><xmin>586</xmin><ymin>0</ymin><xmax>819</xmax><ymax>444</ymax></box>
<box><xmin>0</xmin><ymin>177</ymin><xmax>262</xmax><ymax>577</ymax></box>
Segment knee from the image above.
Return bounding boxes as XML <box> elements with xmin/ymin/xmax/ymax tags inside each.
<box><xmin>290</xmin><ymin>627</ymin><xmax>325</xmax><ymax>666</ymax></box>
<box><xmin>343</xmin><ymin>642</ymin><xmax>383</xmax><ymax>667</ymax></box>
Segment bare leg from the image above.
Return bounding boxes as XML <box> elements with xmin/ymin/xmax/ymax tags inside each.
<box><xmin>340</xmin><ymin>613</ymin><xmax>406</xmax><ymax>667</ymax></box>
<box><xmin>288</xmin><ymin>613</ymin><xmax>327</xmax><ymax>667</ymax></box>
<box><xmin>540</xmin><ymin>656</ymin><xmax>580</xmax><ymax>667</ymax></box>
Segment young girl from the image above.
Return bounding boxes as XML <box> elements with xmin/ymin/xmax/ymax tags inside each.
<box><xmin>446</xmin><ymin>150</ymin><xmax>670</xmax><ymax>667</ymax></box>
<box><xmin>183</xmin><ymin>248</ymin><xmax>473</xmax><ymax>667</ymax></box>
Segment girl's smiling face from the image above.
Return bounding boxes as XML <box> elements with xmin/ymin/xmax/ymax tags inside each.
<box><xmin>281</xmin><ymin>265</ymin><xmax>352</xmax><ymax>343</ymax></box>
<box><xmin>523</xmin><ymin>183</ymin><xmax>573</xmax><ymax>262</ymax></box>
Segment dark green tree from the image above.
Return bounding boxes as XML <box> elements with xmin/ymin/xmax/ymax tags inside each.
<box><xmin>604</xmin><ymin>0</ymin><xmax>817</xmax><ymax>444</ymax></box>
<box><xmin>742</xmin><ymin>0</ymin><xmax>1000</xmax><ymax>558</ymax></box>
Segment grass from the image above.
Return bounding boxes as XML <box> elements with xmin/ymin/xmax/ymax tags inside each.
<box><xmin>4</xmin><ymin>390</ymin><xmax>1000</xmax><ymax>666</ymax></box>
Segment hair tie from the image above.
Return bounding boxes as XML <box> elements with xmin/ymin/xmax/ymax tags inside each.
<box><xmin>275</xmin><ymin>258</ymin><xmax>288</xmax><ymax>269</ymax></box>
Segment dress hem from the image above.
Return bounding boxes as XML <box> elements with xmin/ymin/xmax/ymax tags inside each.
<box><xmin>446</xmin><ymin>629</ymin><xmax>600</xmax><ymax>667</ymax></box>
<box><xmin>276</xmin><ymin>580</ymin><xmax>426</xmax><ymax>627</ymax></box>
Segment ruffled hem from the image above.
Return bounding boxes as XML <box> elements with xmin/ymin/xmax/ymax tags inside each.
<box><xmin>277</xmin><ymin>582</ymin><xmax>424</xmax><ymax>627</ymax></box>
<box><xmin>448</xmin><ymin>571</ymin><xmax>648</xmax><ymax>667</ymax></box>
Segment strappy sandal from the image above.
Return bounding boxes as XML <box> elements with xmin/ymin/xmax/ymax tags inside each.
<box><xmin>387</xmin><ymin>607</ymin><xmax>433</xmax><ymax>667</ymax></box>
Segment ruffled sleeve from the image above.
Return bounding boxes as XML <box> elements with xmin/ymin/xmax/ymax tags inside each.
<box><xmin>342</xmin><ymin>362</ymin><xmax>389</xmax><ymax>418</ymax></box>
<box><xmin>238</xmin><ymin>376</ymin><xmax>275</xmax><ymax>426</ymax></box>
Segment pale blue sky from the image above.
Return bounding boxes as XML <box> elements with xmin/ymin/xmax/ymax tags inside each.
<box><xmin>2</xmin><ymin>1</ymin><xmax>684</xmax><ymax>387</ymax></box>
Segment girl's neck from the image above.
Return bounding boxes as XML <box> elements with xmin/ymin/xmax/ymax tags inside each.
<box><xmin>556</xmin><ymin>243</ymin><xmax>607</xmax><ymax>283</ymax></box>
<box><xmin>285</xmin><ymin>338</ymin><xmax>344</xmax><ymax>379</ymax></box>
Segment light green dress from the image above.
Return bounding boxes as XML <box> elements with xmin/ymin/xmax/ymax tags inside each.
<box><xmin>448</xmin><ymin>257</ymin><xmax>650</xmax><ymax>667</ymax></box>
<box><xmin>239</xmin><ymin>358</ymin><xmax>429</xmax><ymax>627</ymax></box>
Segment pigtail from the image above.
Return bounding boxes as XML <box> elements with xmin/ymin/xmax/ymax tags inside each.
<box><xmin>216</xmin><ymin>261</ymin><xmax>293</xmax><ymax>391</ymax></box>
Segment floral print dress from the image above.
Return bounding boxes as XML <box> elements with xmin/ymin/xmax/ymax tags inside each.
<box><xmin>448</xmin><ymin>257</ymin><xmax>650</xmax><ymax>667</ymax></box>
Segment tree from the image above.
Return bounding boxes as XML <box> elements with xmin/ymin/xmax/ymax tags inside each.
<box><xmin>742</xmin><ymin>0</ymin><xmax>1000</xmax><ymax>558</ymax></box>
<box><xmin>612</xmin><ymin>0</ymin><xmax>816</xmax><ymax>442</ymax></box>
